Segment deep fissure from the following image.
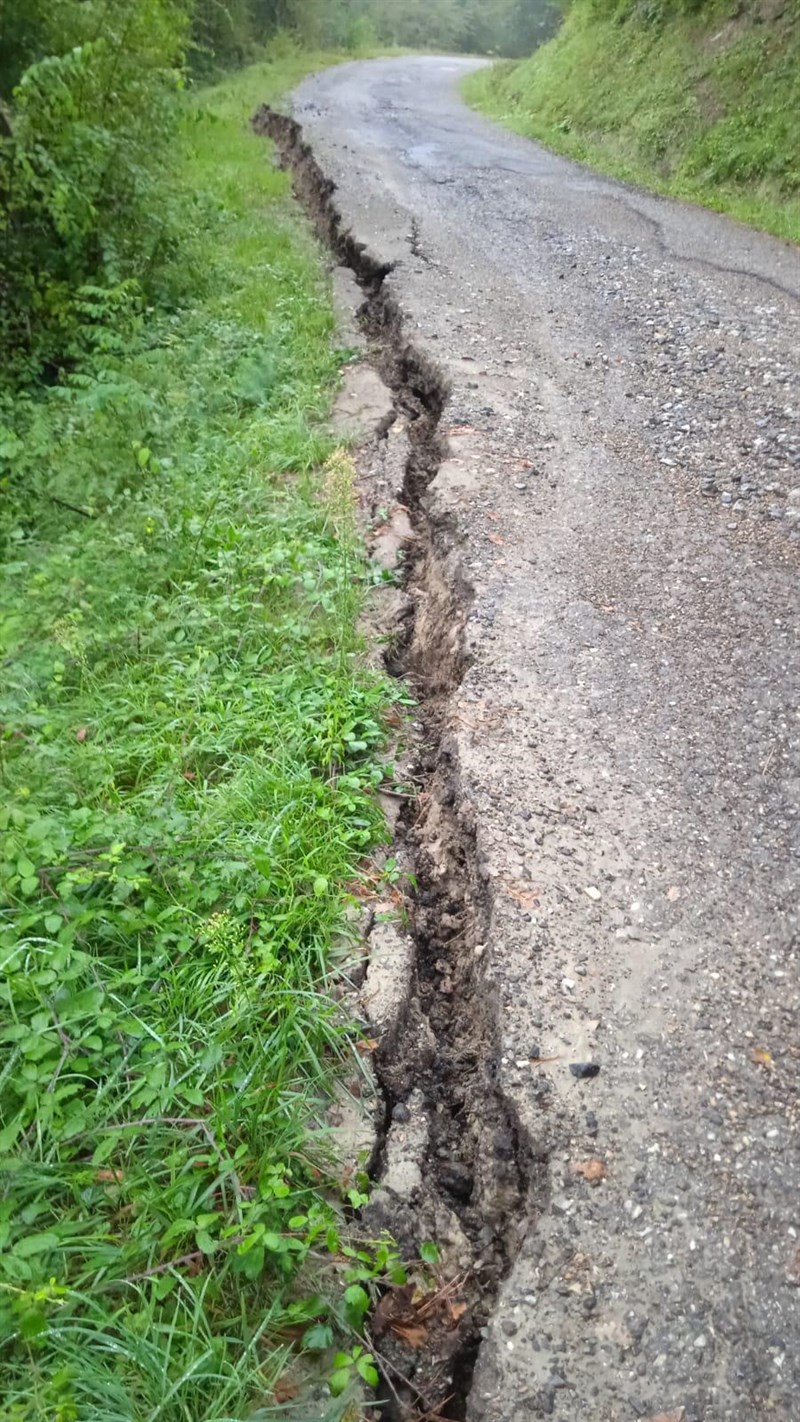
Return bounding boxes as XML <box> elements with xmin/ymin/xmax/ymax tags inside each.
<box><xmin>253</xmin><ymin>107</ymin><xmax>531</xmax><ymax>1420</ymax></box>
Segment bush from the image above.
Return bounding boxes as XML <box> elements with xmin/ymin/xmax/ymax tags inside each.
<box><xmin>0</xmin><ymin>1</ymin><xmax>190</xmax><ymax>380</ymax></box>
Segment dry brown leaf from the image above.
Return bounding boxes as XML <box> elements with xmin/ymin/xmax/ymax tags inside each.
<box><xmin>448</xmin><ymin>1300</ymin><xmax>468</xmax><ymax>1325</ymax></box>
<box><xmin>751</xmin><ymin>1047</ymin><xmax>775</xmax><ymax>1070</ymax></box>
<box><xmin>372</xmin><ymin>1283</ymin><xmax>416</xmax><ymax>1338</ymax></box>
<box><xmin>95</xmin><ymin>1168</ymin><xmax>124</xmax><ymax>1184</ymax></box>
<box><xmin>356</xmin><ymin>1038</ymin><xmax>379</xmax><ymax>1054</ymax></box>
<box><xmin>487</xmin><ymin>532</ymin><xmax>505</xmax><ymax>546</ymax></box>
<box><xmin>572</xmin><ymin>1158</ymin><xmax>607</xmax><ymax>1185</ymax></box>
<box><xmin>273</xmin><ymin>1378</ymin><xmax>299</xmax><ymax>1405</ymax></box>
<box><xmin>392</xmin><ymin>1321</ymin><xmax>428</xmax><ymax>1348</ymax></box>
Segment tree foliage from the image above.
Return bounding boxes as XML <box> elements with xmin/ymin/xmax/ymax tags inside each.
<box><xmin>188</xmin><ymin>0</ymin><xmax>562</xmax><ymax>71</ymax></box>
<box><xmin>1</xmin><ymin>0</ymin><xmax>190</xmax><ymax>377</ymax></box>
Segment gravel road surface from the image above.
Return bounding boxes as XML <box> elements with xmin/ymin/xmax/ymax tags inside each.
<box><xmin>292</xmin><ymin>57</ymin><xmax>800</xmax><ymax>1422</ymax></box>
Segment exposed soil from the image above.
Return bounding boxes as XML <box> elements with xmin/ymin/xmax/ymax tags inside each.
<box><xmin>253</xmin><ymin>106</ymin><xmax>539</xmax><ymax>1419</ymax></box>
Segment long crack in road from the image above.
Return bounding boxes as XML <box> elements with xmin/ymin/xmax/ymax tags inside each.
<box><xmin>290</xmin><ymin>56</ymin><xmax>799</xmax><ymax>1422</ymax></box>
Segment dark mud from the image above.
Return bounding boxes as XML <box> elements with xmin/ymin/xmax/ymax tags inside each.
<box><xmin>253</xmin><ymin>106</ymin><xmax>535</xmax><ymax>1420</ymax></box>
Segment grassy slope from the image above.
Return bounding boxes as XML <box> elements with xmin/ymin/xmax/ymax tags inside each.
<box><xmin>0</xmin><ymin>57</ymin><xmax>394</xmax><ymax>1421</ymax></box>
<box><xmin>465</xmin><ymin>0</ymin><xmax>800</xmax><ymax>244</ymax></box>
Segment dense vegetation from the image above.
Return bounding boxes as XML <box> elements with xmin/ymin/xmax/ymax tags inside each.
<box><xmin>466</xmin><ymin>0</ymin><xmax>800</xmax><ymax>243</ymax></box>
<box><xmin>190</xmin><ymin>0</ymin><xmax>561</xmax><ymax>68</ymax></box>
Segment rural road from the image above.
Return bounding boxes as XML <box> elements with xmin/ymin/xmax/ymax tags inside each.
<box><xmin>291</xmin><ymin>57</ymin><xmax>800</xmax><ymax>1422</ymax></box>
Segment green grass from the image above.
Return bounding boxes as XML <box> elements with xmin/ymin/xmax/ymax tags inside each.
<box><xmin>464</xmin><ymin>0</ymin><xmax>800</xmax><ymax>245</ymax></box>
<box><xmin>0</xmin><ymin>57</ymin><xmax>397</xmax><ymax>1421</ymax></box>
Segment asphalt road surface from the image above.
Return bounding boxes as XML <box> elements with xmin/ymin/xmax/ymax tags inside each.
<box><xmin>292</xmin><ymin>57</ymin><xmax>800</xmax><ymax>1422</ymax></box>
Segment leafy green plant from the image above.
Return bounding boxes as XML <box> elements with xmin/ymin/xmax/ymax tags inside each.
<box><xmin>0</xmin><ymin>0</ymin><xmax>191</xmax><ymax>378</ymax></box>
<box><xmin>328</xmin><ymin>1344</ymin><xmax>379</xmax><ymax>1397</ymax></box>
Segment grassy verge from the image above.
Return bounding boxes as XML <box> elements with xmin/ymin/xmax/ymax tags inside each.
<box><xmin>0</xmin><ymin>58</ymin><xmax>395</xmax><ymax>1421</ymax></box>
<box><xmin>464</xmin><ymin>0</ymin><xmax>800</xmax><ymax>245</ymax></box>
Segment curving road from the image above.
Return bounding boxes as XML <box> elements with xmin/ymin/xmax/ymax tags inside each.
<box><xmin>293</xmin><ymin>57</ymin><xmax>800</xmax><ymax>1422</ymax></box>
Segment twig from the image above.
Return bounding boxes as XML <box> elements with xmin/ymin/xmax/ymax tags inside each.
<box><xmin>414</xmin><ymin>1271</ymin><xmax>469</xmax><ymax>1320</ymax></box>
<box><xmin>90</xmin><ymin>1115</ymin><xmax>213</xmax><ymax>1132</ymax></box>
<box><xmin>364</xmin><ymin>1331</ymin><xmax>437</xmax><ymax>1414</ymax></box>
<box><xmin>762</xmin><ymin>746</ymin><xmax>777</xmax><ymax>776</ymax></box>
<box><xmin>124</xmin><ymin>1247</ymin><xmax>206</xmax><ymax>1284</ymax></box>
<box><xmin>47</xmin><ymin>494</ymin><xmax>96</xmax><ymax>519</ymax></box>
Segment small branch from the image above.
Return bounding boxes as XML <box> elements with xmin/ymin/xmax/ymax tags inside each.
<box><xmin>47</xmin><ymin>494</ymin><xmax>97</xmax><ymax>519</ymax></box>
<box><xmin>125</xmin><ymin>1247</ymin><xmax>205</xmax><ymax>1283</ymax></box>
<box><xmin>364</xmin><ymin>1330</ymin><xmax>437</xmax><ymax>1414</ymax></box>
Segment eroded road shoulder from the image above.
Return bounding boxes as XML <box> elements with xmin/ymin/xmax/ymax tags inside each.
<box><xmin>281</xmin><ymin>57</ymin><xmax>798</xmax><ymax>1422</ymax></box>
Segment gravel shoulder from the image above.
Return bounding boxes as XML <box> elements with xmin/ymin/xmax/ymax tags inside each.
<box><xmin>291</xmin><ymin>57</ymin><xmax>800</xmax><ymax>1422</ymax></box>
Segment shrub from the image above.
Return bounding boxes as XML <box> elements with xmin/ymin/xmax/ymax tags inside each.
<box><xmin>0</xmin><ymin>1</ymin><xmax>190</xmax><ymax>380</ymax></box>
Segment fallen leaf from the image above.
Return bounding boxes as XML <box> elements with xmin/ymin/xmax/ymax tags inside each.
<box><xmin>485</xmin><ymin>510</ymin><xmax>500</xmax><ymax>521</ymax></box>
<box><xmin>751</xmin><ymin>1047</ymin><xmax>774</xmax><ymax>1070</ymax></box>
<box><xmin>95</xmin><ymin>1168</ymin><xmax>124</xmax><ymax>1184</ymax></box>
<box><xmin>356</xmin><ymin>1038</ymin><xmax>379</xmax><ymax>1054</ymax></box>
<box><xmin>372</xmin><ymin>1283</ymin><xmax>416</xmax><ymax>1338</ymax></box>
<box><xmin>448</xmin><ymin>1300</ymin><xmax>468</xmax><ymax>1324</ymax></box>
<box><xmin>572</xmin><ymin>1158</ymin><xmax>607</xmax><ymax>1185</ymax></box>
<box><xmin>392</xmin><ymin>1321</ymin><xmax>428</xmax><ymax>1348</ymax></box>
<box><xmin>487</xmin><ymin>532</ymin><xmax>505</xmax><ymax>546</ymax></box>
<box><xmin>75</xmin><ymin>726</ymin><xmax>88</xmax><ymax>742</ymax></box>
<box><xmin>273</xmin><ymin>1379</ymin><xmax>298</xmax><ymax>1405</ymax></box>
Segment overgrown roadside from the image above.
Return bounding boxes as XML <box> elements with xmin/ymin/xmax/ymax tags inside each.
<box><xmin>465</xmin><ymin>0</ymin><xmax>800</xmax><ymax>245</ymax></box>
<box><xmin>0</xmin><ymin>60</ymin><xmax>404</xmax><ymax>1421</ymax></box>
